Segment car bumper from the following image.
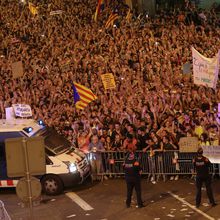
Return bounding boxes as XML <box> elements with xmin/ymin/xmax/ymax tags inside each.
<box><xmin>59</xmin><ymin>169</ymin><xmax>91</xmax><ymax>188</ymax></box>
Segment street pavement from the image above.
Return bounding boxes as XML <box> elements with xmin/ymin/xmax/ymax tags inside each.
<box><xmin>1</xmin><ymin>177</ymin><xmax>220</xmax><ymax>220</ymax></box>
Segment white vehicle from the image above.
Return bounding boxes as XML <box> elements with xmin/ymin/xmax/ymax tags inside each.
<box><xmin>0</xmin><ymin>119</ymin><xmax>91</xmax><ymax>195</ymax></box>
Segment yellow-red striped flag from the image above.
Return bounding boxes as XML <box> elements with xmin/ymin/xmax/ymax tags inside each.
<box><xmin>94</xmin><ymin>0</ymin><xmax>104</xmax><ymax>22</ymax></box>
<box><xmin>126</xmin><ymin>8</ymin><xmax>132</xmax><ymax>22</ymax></box>
<box><xmin>72</xmin><ymin>82</ymin><xmax>97</xmax><ymax>110</ymax></box>
<box><xmin>105</xmin><ymin>13</ymin><xmax>118</xmax><ymax>29</ymax></box>
<box><xmin>29</xmin><ymin>2</ymin><xmax>38</xmax><ymax>15</ymax></box>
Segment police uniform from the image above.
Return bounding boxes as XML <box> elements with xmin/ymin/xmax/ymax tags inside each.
<box><xmin>124</xmin><ymin>152</ymin><xmax>144</xmax><ymax>208</ymax></box>
<box><xmin>193</xmin><ymin>148</ymin><xmax>216</xmax><ymax>208</ymax></box>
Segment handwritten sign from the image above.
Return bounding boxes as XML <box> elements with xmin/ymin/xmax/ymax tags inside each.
<box><xmin>29</xmin><ymin>2</ymin><xmax>38</xmax><ymax>15</ymax></box>
<box><xmin>179</xmin><ymin>137</ymin><xmax>199</xmax><ymax>153</ymax></box>
<box><xmin>101</xmin><ymin>73</ymin><xmax>116</xmax><ymax>90</ymax></box>
<box><xmin>12</xmin><ymin>104</ymin><xmax>32</xmax><ymax>118</ymax></box>
<box><xmin>11</xmin><ymin>61</ymin><xmax>23</xmax><ymax>79</ymax></box>
<box><xmin>202</xmin><ymin>146</ymin><xmax>220</xmax><ymax>164</ymax></box>
<box><xmin>192</xmin><ymin>47</ymin><xmax>220</xmax><ymax>89</ymax></box>
<box><xmin>182</xmin><ymin>62</ymin><xmax>192</xmax><ymax>74</ymax></box>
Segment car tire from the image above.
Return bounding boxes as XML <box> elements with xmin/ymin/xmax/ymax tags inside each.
<box><xmin>41</xmin><ymin>174</ymin><xmax>64</xmax><ymax>195</ymax></box>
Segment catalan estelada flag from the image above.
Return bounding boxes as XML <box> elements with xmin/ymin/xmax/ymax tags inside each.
<box><xmin>126</xmin><ymin>8</ymin><xmax>132</xmax><ymax>22</ymax></box>
<box><xmin>28</xmin><ymin>2</ymin><xmax>38</xmax><ymax>15</ymax></box>
<box><xmin>105</xmin><ymin>12</ymin><xmax>118</xmax><ymax>29</ymax></box>
<box><xmin>72</xmin><ymin>83</ymin><xmax>97</xmax><ymax>110</ymax></box>
<box><xmin>94</xmin><ymin>0</ymin><xmax>105</xmax><ymax>22</ymax></box>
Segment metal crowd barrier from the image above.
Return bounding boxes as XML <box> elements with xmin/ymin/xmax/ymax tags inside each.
<box><xmin>0</xmin><ymin>201</ymin><xmax>11</xmax><ymax>220</ymax></box>
<box><xmin>88</xmin><ymin>151</ymin><xmax>220</xmax><ymax>176</ymax></box>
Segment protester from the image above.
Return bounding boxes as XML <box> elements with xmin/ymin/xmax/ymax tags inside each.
<box><xmin>88</xmin><ymin>135</ymin><xmax>105</xmax><ymax>181</ymax></box>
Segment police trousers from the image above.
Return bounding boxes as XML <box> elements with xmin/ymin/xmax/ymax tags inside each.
<box><xmin>126</xmin><ymin>179</ymin><xmax>142</xmax><ymax>206</ymax></box>
<box><xmin>196</xmin><ymin>176</ymin><xmax>215</xmax><ymax>205</ymax></box>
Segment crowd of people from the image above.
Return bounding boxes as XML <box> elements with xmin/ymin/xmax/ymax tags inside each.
<box><xmin>1</xmin><ymin>0</ymin><xmax>220</xmax><ymax>157</ymax></box>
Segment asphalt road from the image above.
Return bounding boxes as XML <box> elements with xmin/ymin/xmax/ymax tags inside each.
<box><xmin>1</xmin><ymin>177</ymin><xmax>220</xmax><ymax>220</ymax></box>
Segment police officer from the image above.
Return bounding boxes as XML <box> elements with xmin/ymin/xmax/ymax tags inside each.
<box><xmin>193</xmin><ymin>147</ymin><xmax>217</xmax><ymax>208</ymax></box>
<box><xmin>124</xmin><ymin>150</ymin><xmax>144</xmax><ymax>208</ymax></box>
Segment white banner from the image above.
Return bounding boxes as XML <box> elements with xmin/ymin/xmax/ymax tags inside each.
<box><xmin>12</xmin><ymin>104</ymin><xmax>32</xmax><ymax>118</ymax></box>
<box><xmin>202</xmin><ymin>146</ymin><xmax>220</xmax><ymax>164</ymax></box>
<box><xmin>192</xmin><ymin>47</ymin><xmax>220</xmax><ymax>89</ymax></box>
<box><xmin>5</xmin><ymin>107</ymin><xmax>15</xmax><ymax>120</ymax></box>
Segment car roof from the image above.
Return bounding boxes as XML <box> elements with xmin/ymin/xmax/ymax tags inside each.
<box><xmin>0</xmin><ymin>119</ymin><xmax>43</xmax><ymax>137</ymax></box>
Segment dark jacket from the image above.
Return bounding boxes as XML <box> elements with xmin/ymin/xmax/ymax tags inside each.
<box><xmin>193</xmin><ymin>155</ymin><xmax>211</xmax><ymax>178</ymax></box>
<box><xmin>124</xmin><ymin>152</ymin><xmax>141</xmax><ymax>181</ymax></box>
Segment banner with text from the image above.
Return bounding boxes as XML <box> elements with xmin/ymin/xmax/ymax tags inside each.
<box><xmin>192</xmin><ymin>47</ymin><xmax>220</xmax><ymax>89</ymax></box>
<box><xmin>179</xmin><ymin>137</ymin><xmax>199</xmax><ymax>152</ymax></box>
<box><xmin>12</xmin><ymin>104</ymin><xmax>32</xmax><ymax>118</ymax></box>
<box><xmin>101</xmin><ymin>73</ymin><xmax>116</xmax><ymax>90</ymax></box>
<box><xmin>202</xmin><ymin>146</ymin><xmax>220</xmax><ymax>164</ymax></box>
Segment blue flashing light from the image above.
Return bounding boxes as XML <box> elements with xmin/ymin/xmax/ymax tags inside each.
<box><xmin>38</xmin><ymin>119</ymin><xmax>44</xmax><ymax>126</ymax></box>
<box><xmin>28</xmin><ymin>127</ymin><xmax>33</xmax><ymax>132</ymax></box>
<box><xmin>23</xmin><ymin>127</ymin><xmax>33</xmax><ymax>133</ymax></box>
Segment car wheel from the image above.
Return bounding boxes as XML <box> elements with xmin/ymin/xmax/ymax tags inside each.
<box><xmin>41</xmin><ymin>174</ymin><xmax>64</xmax><ymax>195</ymax></box>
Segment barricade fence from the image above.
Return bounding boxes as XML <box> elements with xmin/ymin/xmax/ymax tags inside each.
<box><xmin>87</xmin><ymin>151</ymin><xmax>220</xmax><ymax>177</ymax></box>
